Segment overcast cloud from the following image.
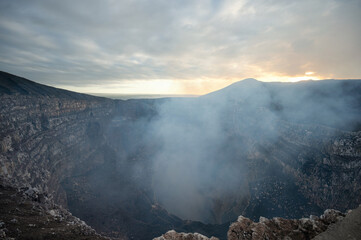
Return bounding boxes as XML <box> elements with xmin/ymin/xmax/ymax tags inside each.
<box><xmin>0</xmin><ymin>0</ymin><xmax>360</xmax><ymax>93</ymax></box>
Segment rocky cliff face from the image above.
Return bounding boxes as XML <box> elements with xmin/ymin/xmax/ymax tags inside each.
<box><xmin>0</xmin><ymin>71</ymin><xmax>116</xmax><ymax>206</ymax></box>
<box><xmin>1</xmin><ymin>71</ymin><xmax>361</xmax><ymax>239</ymax></box>
<box><xmin>197</xmin><ymin>79</ymin><xmax>361</xmax><ymax>223</ymax></box>
<box><xmin>240</xmin><ymin>122</ymin><xmax>361</xmax><ymax>221</ymax></box>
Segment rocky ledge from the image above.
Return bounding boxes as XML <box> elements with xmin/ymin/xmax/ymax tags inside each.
<box><xmin>227</xmin><ymin>208</ymin><xmax>349</xmax><ymax>240</ymax></box>
<box><xmin>154</xmin><ymin>206</ymin><xmax>361</xmax><ymax>240</ymax></box>
<box><xmin>154</xmin><ymin>230</ymin><xmax>219</xmax><ymax>240</ymax></box>
<box><xmin>0</xmin><ymin>179</ymin><xmax>111</xmax><ymax>240</ymax></box>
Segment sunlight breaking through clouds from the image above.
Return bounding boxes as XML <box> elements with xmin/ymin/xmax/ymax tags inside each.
<box><xmin>0</xmin><ymin>0</ymin><xmax>360</xmax><ymax>94</ymax></box>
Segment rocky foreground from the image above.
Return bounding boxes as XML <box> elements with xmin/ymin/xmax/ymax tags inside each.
<box><xmin>154</xmin><ymin>230</ymin><xmax>220</xmax><ymax>240</ymax></box>
<box><xmin>0</xmin><ymin>179</ymin><xmax>113</xmax><ymax>240</ymax></box>
<box><xmin>154</xmin><ymin>206</ymin><xmax>361</xmax><ymax>240</ymax></box>
<box><xmin>227</xmin><ymin>209</ymin><xmax>345</xmax><ymax>239</ymax></box>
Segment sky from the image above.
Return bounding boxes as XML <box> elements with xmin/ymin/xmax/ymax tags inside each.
<box><xmin>0</xmin><ymin>0</ymin><xmax>360</xmax><ymax>95</ymax></box>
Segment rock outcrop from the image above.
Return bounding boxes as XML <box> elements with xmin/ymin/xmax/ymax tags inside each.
<box><xmin>155</xmin><ymin>205</ymin><xmax>361</xmax><ymax>240</ymax></box>
<box><xmin>154</xmin><ymin>230</ymin><xmax>219</xmax><ymax>240</ymax></box>
<box><xmin>227</xmin><ymin>209</ymin><xmax>346</xmax><ymax>240</ymax></box>
<box><xmin>313</xmin><ymin>205</ymin><xmax>361</xmax><ymax>240</ymax></box>
<box><xmin>0</xmin><ymin>178</ymin><xmax>111</xmax><ymax>240</ymax></box>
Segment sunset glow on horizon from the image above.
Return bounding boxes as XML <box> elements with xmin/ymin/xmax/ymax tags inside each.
<box><xmin>0</xmin><ymin>0</ymin><xmax>360</xmax><ymax>95</ymax></box>
<box><xmin>58</xmin><ymin>72</ymin><xmax>328</xmax><ymax>96</ymax></box>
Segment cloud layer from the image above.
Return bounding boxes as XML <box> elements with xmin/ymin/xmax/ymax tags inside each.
<box><xmin>0</xmin><ymin>0</ymin><xmax>360</xmax><ymax>93</ymax></box>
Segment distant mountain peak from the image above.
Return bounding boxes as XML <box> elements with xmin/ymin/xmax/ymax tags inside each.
<box><xmin>225</xmin><ymin>78</ymin><xmax>262</xmax><ymax>89</ymax></box>
<box><xmin>230</xmin><ymin>78</ymin><xmax>261</xmax><ymax>87</ymax></box>
<box><xmin>241</xmin><ymin>78</ymin><xmax>259</xmax><ymax>82</ymax></box>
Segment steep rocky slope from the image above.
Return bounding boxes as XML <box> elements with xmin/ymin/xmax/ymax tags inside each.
<box><xmin>0</xmin><ymin>71</ymin><xmax>116</xmax><ymax>205</ymax></box>
<box><xmin>313</xmin><ymin>205</ymin><xmax>361</xmax><ymax>240</ymax></box>
<box><xmin>0</xmin><ymin>178</ymin><xmax>111</xmax><ymax>240</ymax></box>
<box><xmin>1</xmin><ymin>71</ymin><xmax>361</xmax><ymax>239</ymax></box>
